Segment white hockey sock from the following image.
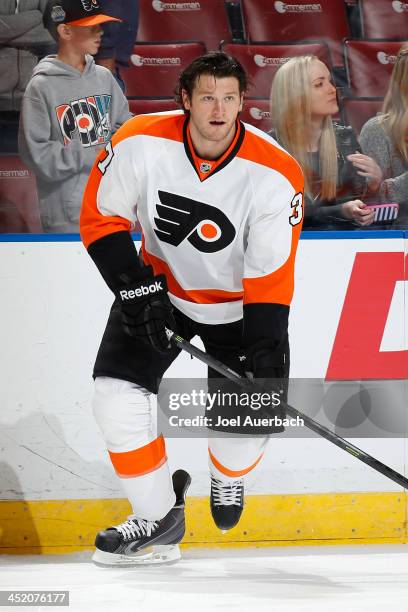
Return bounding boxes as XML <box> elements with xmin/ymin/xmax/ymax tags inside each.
<box><xmin>208</xmin><ymin>434</ymin><xmax>269</xmax><ymax>482</ymax></box>
<box><xmin>92</xmin><ymin>376</ymin><xmax>175</xmax><ymax>520</ymax></box>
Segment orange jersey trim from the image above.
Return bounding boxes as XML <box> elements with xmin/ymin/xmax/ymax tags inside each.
<box><xmin>142</xmin><ymin>242</ymin><xmax>243</xmax><ymax>304</ymax></box>
<box><xmin>209</xmin><ymin>447</ymin><xmax>264</xmax><ymax>478</ymax></box>
<box><xmin>239</xmin><ymin>129</ymin><xmax>304</xmax><ymax>306</ymax></box>
<box><xmin>80</xmin><ymin>113</ymin><xmax>185</xmax><ymax>249</ymax></box>
<box><xmin>108</xmin><ymin>434</ymin><xmax>166</xmax><ymax>478</ymax></box>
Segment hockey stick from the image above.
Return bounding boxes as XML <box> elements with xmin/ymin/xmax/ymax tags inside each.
<box><xmin>166</xmin><ymin>329</ymin><xmax>408</xmax><ymax>490</ymax></box>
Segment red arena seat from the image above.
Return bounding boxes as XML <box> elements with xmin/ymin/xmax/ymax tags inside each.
<box><xmin>122</xmin><ymin>43</ymin><xmax>206</xmax><ymax>97</ymax></box>
<box><xmin>0</xmin><ymin>155</ymin><xmax>42</xmax><ymax>233</ymax></box>
<box><xmin>240</xmin><ymin>99</ymin><xmax>271</xmax><ymax>133</ymax></box>
<box><xmin>241</xmin><ymin>0</ymin><xmax>350</xmax><ymax>67</ymax></box>
<box><xmin>128</xmin><ymin>98</ymin><xmax>179</xmax><ymax>116</ymax></box>
<box><xmin>341</xmin><ymin>97</ymin><xmax>383</xmax><ymax>133</ymax></box>
<box><xmin>345</xmin><ymin>39</ymin><xmax>408</xmax><ymax>97</ymax></box>
<box><xmin>137</xmin><ymin>0</ymin><xmax>231</xmax><ymax>51</ymax></box>
<box><xmin>359</xmin><ymin>0</ymin><xmax>408</xmax><ymax>40</ymax></box>
<box><xmin>224</xmin><ymin>42</ymin><xmax>332</xmax><ymax>98</ymax></box>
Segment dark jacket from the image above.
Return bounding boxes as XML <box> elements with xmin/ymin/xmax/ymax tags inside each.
<box><xmin>95</xmin><ymin>0</ymin><xmax>139</xmax><ymax>67</ymax></box>
<box><xmin>0</xmin><ymin>0</ymin><xmax>55</xmax><ymax>111</ymax></box>
<box><xmin>271</xmin><ymin>124</ymin><xmax>367</xmax><ymax>229</ymax></box>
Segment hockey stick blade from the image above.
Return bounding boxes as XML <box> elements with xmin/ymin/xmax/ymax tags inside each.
<box><xmin>166</xmin><ymin>328</ymin><xmax>408</xmax><ymax>490</ymax></box>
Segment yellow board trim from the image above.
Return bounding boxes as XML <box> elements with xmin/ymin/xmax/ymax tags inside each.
<box><xmin>0</xmin><ymin>492</ymin><xmax>406</xmax><ymax>554</ymax></box>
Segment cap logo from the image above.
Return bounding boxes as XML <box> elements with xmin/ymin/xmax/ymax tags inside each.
<box><xmin>81</xmin><ymin>0</ymin><xmax>100</xmax><ymax>11</ymax></box>
<box><xmin>51</xmin><ymin>5</ymin><xmax>66</xmax><ymax>22</ymax></box>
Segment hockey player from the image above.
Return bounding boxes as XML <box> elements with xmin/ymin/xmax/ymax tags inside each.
<box><xmin>80</xmin><ymin>52</ymin><xmax>304</xmax><ymax>565</ymax></box>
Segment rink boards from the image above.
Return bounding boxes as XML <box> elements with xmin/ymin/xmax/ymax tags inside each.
<box><xmin>0</xmin><ymin>230</ymin><xmax>407</xmax><ymax>552</ymax></box>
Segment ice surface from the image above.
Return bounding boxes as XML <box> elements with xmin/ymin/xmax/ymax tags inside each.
<box><xmin>1</xmin><ymin>545</ymin><xmax>408</xmax><ymax>612</ymax></box>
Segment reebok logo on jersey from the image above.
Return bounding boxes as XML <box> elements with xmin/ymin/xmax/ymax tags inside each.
<box><xmin>120</xmin><ymin>280</ymin><xmax>164</xmax><ymax>300</ymax></box>
<box><xmin>154</xmin><ymin>190</ymin><xmax>236</xmax><ymax>253</ymax></box>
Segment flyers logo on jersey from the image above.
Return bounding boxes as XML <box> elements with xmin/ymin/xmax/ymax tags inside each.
<box><xmin>154</xmin><ymin>190</ymin><xmax>236</xmax><ymax>253</ymax></box>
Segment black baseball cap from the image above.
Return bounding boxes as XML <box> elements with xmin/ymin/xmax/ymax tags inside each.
<box><xmin>43</xmin><ymin>0</ymin><xmax>121</xmax><ymax>29</ymax></box>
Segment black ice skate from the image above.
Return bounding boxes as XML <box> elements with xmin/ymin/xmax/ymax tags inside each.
<box><xmin>210</xmin><ymin>475</ymin><xmax>244</xmax><ymax>532</ymax></box>
<box><xmin>92</xmin><ymin>469</ymin><xmax>191</xmax><ymax>566</ymax></box>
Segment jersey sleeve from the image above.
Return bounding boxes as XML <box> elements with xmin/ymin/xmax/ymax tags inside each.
<box><xmin>80</xmin><ymin>119</ymin><xmax>146</xmax><ymax>293</ymax></box>
<box><xmin>80</xmin><ymin>118</ymin><xmax>141</xmax><ymax>250</ymax></box>
<box><xmin>243</xmin><ymin>163</ymin><xmax>304</xmax><ymax>307</ymax></box>
<box><xmin>242</xmin><ymin>145</ymin><xmax>304</xmax><ymax>348</ymax></box>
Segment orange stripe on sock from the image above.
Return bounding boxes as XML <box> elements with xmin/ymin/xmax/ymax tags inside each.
<box><xmin>208</xmin><ymin>448</ymin><xmax>264</xmax><ymax>478</ymax></box>
<box><xmin>109</xmin><ymin>435</ymin><xmax>167</xmax><ymax>478</ymax></box>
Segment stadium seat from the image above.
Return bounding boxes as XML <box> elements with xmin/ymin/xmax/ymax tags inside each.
<box><xmin>345</xmin><ymin>40</ymin><xmax>407</xmax><ymax>97</ymax></box>
<box><xmin>121</xmin><ymin>43</ymin><xmax>206</xmax><ymax>97</ymax></box>
<box><xmin>240</xmin><ymin>99</ymin><xmax>271</xmax><ymax>132</ymax></box>
<box><xmin>223</xmin><ymin>43</ymin><xmax>332</xmax><ymax>97</ymax></box>
<box><xmin>341</xmin><ymin>97</ymin><xmax>383</xmax><ymax>133</ymax></box>
<box><xmin>0</xmin><ymin>155</ymin><xmax>42</xmax><ymax>233</ymax></box>
<box><xmin>359</xmin><ymin>0</ymin><xmax>408</xmax><ymax>40</ymax></box>
<box><xmin>241</xmin><ymin>0</ymin><xmax>350</xmax><ymax>67</ymax></box>
<box><xmin>137</xmin><ymin>0</ymin><xmax>231</xmax><ymax>51</ymax></box>
<box><xmin>128</xmin><ymin>98</ymin><xmax>179</xmax><ymax>116</ymax></box>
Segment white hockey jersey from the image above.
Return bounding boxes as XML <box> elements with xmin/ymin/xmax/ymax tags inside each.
<box><xmin>81</xmin><ymin>110</ymin><xmax>304</xmax><ymax>324</ymax></box>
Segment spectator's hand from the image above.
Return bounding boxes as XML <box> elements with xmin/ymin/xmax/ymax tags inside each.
<box><xmin>341</xmin><ymin>199</ymin><xmax>375</xmax><ymax>226</ymax></box>
<box><xmin>347</xmin><ymin>152</ymin><xmax>383</xmax><ymax>193</ymax></box>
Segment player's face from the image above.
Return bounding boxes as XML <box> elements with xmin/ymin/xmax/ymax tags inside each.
<box><xmin>67</xmin><ymin>24</ymin><xmax>103</xmax><ymax>55</ymax></box>
<box><xmin>309</xmin><ymin>59</ymin><xmax>338</xmax><ymax>119</ymax></box>
<box><xmin>182</xmin><ymin>75</ymin><xmax>243</xmax><ymax>157</ymax></box>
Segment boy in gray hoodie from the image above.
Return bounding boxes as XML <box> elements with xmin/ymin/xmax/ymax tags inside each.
<box><xmin>18</xmin><ymin>0</ymin><xmax>131</xmax><ymax>233</ymax></box>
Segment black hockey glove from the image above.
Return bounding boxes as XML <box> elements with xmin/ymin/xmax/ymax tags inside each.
<box><xmin>117</xmin><ymin>267</ymin><xmax>177</xmax><ymax>354</ymax></box>
<box><xmin>245</xmin><ymin>338</ymin><xmax>289</xmax><ymax>419</ymax></box>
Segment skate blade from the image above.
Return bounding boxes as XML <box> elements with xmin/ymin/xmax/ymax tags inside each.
<box><xmin>92</xmin><ymin>544</ymin><xmax>181</xmax><ymax>567</ymax></box>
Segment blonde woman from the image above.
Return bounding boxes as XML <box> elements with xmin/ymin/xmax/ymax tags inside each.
<box><xmin>360</xmin><ymin>44</ymin><xmax>408</xmax><ymax>227</ymax></box>
<box><xmin>270</xmin><ymin>55</ymin><xmax>382</xmax><ymax>228</ymax></box>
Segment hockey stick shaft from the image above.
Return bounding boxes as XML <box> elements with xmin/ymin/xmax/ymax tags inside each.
<box><xmin>167</xmin><ymin>329</ymin><xmax>408</xmax><ymax>490</ymax></box>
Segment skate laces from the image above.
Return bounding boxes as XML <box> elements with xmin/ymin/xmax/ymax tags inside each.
<box><xmin>211</xmin><ymin>476</ymin><xmax>243</xmax><ymax>506</ymax></box>
<box><xmin>114</xmin><ymin>517</ymin><xmax>159</xmax><ymax>541</ymax></box>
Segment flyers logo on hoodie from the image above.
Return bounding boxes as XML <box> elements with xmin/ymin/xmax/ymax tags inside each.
<box><xmin>56</xmin><ymin>95</ymin><xmax>112</xmax><ymax>147</ymax></box>
<box><xmin>153</xmin><ymin>190</ymin><xmax>236</xmax><ymax>253</ymax></box>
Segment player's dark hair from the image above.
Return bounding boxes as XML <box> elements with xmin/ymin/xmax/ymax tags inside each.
<box><xmin>174</xmin><ymin>51</ymin><xmax>248</xmax><ymax>112</ymax></box>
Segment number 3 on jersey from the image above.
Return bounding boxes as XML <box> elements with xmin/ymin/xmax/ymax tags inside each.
<box><xmin>97</xmin><ymin>141</ymin><xmax>114</xmax><ymax>175</ymax></box>
<box><xmin>289</xmin><ymin>192</ymin><xmax>303</xmax><ymax>226</ymax></box>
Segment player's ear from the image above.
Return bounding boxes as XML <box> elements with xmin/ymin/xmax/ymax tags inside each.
<box><xmin>181</xmin><ymin>89</ymin><xmax>191</xmax><ymax>111</ymax></box>
<box><xmin>238</xmin><ymin>94</ymin><xmax>244</xmax><ymax>112</ymax></box>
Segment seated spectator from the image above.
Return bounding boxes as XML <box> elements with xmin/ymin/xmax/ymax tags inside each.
<box><xmin>94</xmin><ymin>0</ymin><xmax>139</xmax><ymax>93</ymax></box>
<box><xmin>360</xmin><ymin>44</ymin><xmax>408</xmax><ymax>228</ymax></box>
<box><xmin>18</xmin><ymin>0</ymin><xmax>131</xmax><ymax>233</ymax></box>
<box><xmin>270</xmin><ymin>55</ymin><xmax>382</xmax><ymax>229</ymax></box>
<box><xmin>0</xmin><ymin>0</ymin><xmax>56</xmax><ymax>112</ymax></box>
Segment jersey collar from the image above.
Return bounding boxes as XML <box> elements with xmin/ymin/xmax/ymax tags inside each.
<box><xmin>183</xmin><ymin>117</ymin><xmax>245</xmax><ymax>182</ymax></box>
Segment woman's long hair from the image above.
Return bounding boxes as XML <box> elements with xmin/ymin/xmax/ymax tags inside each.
<box><xmin>381</xmin><ymin>44</ymin><xmax>408</xmax><ymax>164</ymax></box>
<box><xmin>270</xmin><ymin>55</ymin><xmax>338</xmax><ymax>200</ymax></box>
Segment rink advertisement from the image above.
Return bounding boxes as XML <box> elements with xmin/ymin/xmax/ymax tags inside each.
<box><xmin>0</xmin><ymin>231</ymin><xmax>407</xmax><ymax>551</ymax></box>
